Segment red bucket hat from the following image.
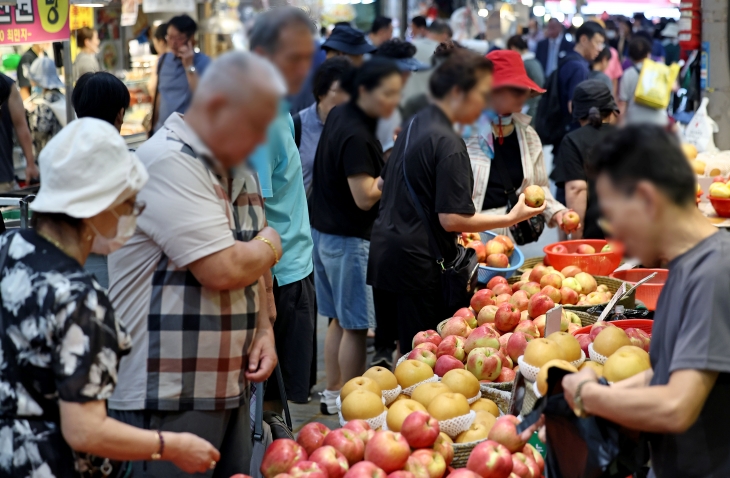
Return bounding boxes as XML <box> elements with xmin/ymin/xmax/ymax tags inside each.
<box><xmin>486</xmin><ymin>50</ymin><xmax>546</xmax><ymax>97</ymax></box>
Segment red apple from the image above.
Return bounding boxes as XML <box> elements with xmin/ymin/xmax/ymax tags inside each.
<box><xmin>404</xmin><ymin>455</ymin><xmax>431</xmax><ymax>478</ymax></box>
<box><xmin>498</xmin><ymin>332</ymin><xmax>512</xmax><ymax>352</ymax></box>
<box><xmin>487</xmin><ymin>254</ymin><xmax>510</xmax><ymax>268</ymax></box>
<box><xmin>467</xmin><ymin>241</ymin><xmax>487</xmax><ymax>263</ymax></box>
<box><xmin>434</xmin><ymin>354</ymin><xmax>465</xmax><ymax>377</ymax></box>
<box><xmin>413</xmin><ymin>330</ymin><xmax>442</xmax><ymax>349</ymax></box>
<box><xmin>513</xmin><ymin>320</ymin><xmax>539</xmax><ymax>339</ymax></box>
<box><xmin>508</xmin><ymin>290</ymin><xmax>529</xmax><ymax>312</ymax></box>
<box><xmin>528</xmin><ymin>293</ymin><xmax>554</xmax><ymax>319</ymax></box>
<box><xmin>344</xmin><ymin>461</ymin><xmax>387</xmax><ymax>478</ymax></box>
<box><xmin>297</xmin><ymin>422</ymin><xmax>330</xmax><ymax>456</ymax></box>
<box><xmin>561</xmin><ymin>265</ymin><xmax>582</xmax><ymax>278</ymax></box>
<box><xmin>576</xmin><ymin>334</ymin><xmax>592</xmax><ymax>356</ymax></box>
<box><xmin>522</xmin><ymin>444</ymin><xmax>545</xmax><ymax>474</ymax></box>
<box><xmin>487</xmin><ymin>276</ymin><xmax>509</xmax><ymax>290</ymax></box>
<box><xmin>471</xmin><ymin>289</ymin><xmax>496</xmax><ymax>313</ymax></box>
<box><xmin>540</xmin><ymin>285</ymin><xmax>561</xmax><ymax>304</ymax></box>
<box><xmin>533</xmin><ymin>315</ymin><xmax>546</xmax><ymax>337</ymax></box>
<box><xmin>343</xmin><ymin>420</ymin><xmax>372</xmax><ymax>444</ymax></box>
<box><xmin>491</xmin><ymin>283</ymin><xmax>513</xmax><ymax>297</ymax></box>
<box><xmin>415</xmin><ymin>342</ymin><xmax>439</xmax><ymax>354</ymax></box>
<box><xmin>437</xmin><ymin>335</ymin><xmax>466</xmax><ymax>360</ymax></box>
<box><xmin>528</xmin><ymin>265</ymin><xmax>548</xmax><ymax>283</ymax></box>
<box><xmin>488</xmin><ymin>415</ymin><xmax>527</xmax><ymax>453</ymax></box>
<box><xmin>409</xmin><ymin>449</ymin><xmax>446</xmax><ymax>478</ymax></box>
<box><xmin>496</xmin><ymin>367</ymin><xmax>516</xmax><ymax>383</ymax></box>
<box><xmin>461</xmin><ymin>232</ymin><xmax>481</xmax><ymax>244</ymax></box>
<box><xmin>713</xmin><ymin>175</ymin><xmax>727</xmax><ymax>183</ymax></box>
<box><xmin>289</xmin><ymin>461</ymin><xmax>328</xmax><ymax>478</ymax></box>
<box><xmin>433</xmin><ymin>433</ymin><xmax>454</xmax><ymax>467</ymax></box>
<box><xmin>511</xmin><ymin>281</ymin><xmax>526</xmax><ymax>294</ymax></box>
<box><xmin>552</xmin><ymin>244</ymin><xmax>568</xmax><ymax>254</ymax></box>
<box><xmin>589</xmin><ymin>321</ymin><xmax>615</xmax><ymax>341</ymax></box>
<box><xmin>388</xmin><ymin>472</ymin><xmax>416</xmax><ymax>478</ymax></box>
<box><xmin>523</xmin><ymin>185</ymin><xmax>545</xmax><ymax>208</ymax></box>
<box><xmin>485</xmin><ymin>240</ymin><xmax>507</xmax><ymax>256</ymax></box>
<box><xmin>493</xmin><ymin>235</ymin><xmax>515</xmax><ymax>255</ymax></box>
<box><xmin>401</xmin><ymin>411</ymin><xmax>440</xmax><ymax>448</ymax></box>
<box><xmin>441</xmin><ymin>317</ymin><xmax>472</xmax><ymax>338</ymax></box>
<box><xmin>520</xmin><ymin>282</ymin><xmax>541</xmax><ymax>298</ymax></box>
<box><xmin>364</xmin><ymin>431</ymin><xmax>411</xmax><ymax>473</ymax></box>
<box><xmin>494</xmin><ymin>303</ymin><xmax>521</xmax><ymax>332</ymax></box>
<box><xmin>625</xmin><ymin>327</ymin><xmax>651</xmax><ymax>352</ymax></box>
<box><xmin>509</xmin><ymin>454</ymin><xmax>531</xmax><ymax>478</ymax></box>
<box><xmin>464</xmin><ymin>325</ymin><xmax>501</xmax><ymax>353</ymax></box>
<box><xmin>408</xmin><ymin>349</ymin><xmax>437</xmax><ymax>369</ymax></box>
<box><xmin>466</xmin><ymin>347</ymin><xmax>502</xmax><ymax>381</ymax></box>
<box><xmin>446</xmin><ymin>470</ymin><xmax>480</xmax><ymax>478</ymax></box>
<box><xmin>559</xmin><ymin>286</ymin><xmax>579</xmax><ymax>305</ymax></box>
<box><xmin>539</xmin><ymin>273</ymin><xmax>563</xmax><ymax>290</ymax></box>
<box><xmin>324</xmin><ymin>429</ymin><xmax>365</xmax><ymax>466</ymax></box>
<box><xmin>466</xmin><ymin>440</ymin><xmax>513</xmax><ymax>478</ymax></box>
<box><xmin>577</xmin><ymin>244</ymin><xmax>596</xmax><ymax>254</ymax></box>
<box><xmin>477</xmin><ymin>305</ymin><xmax>499</xmax><ymax>326</ymax></box>
<box><xmin>562</xmin><ymin>211</ymin><xmax>580</xmax><ymax>232</ymax></box>
<box><xmin>260</xmin><ymin>439</ymin><xmax>308</xmax><ymax>478</ymax></box>
<box><xmin>495</xmin><ymin>294</ymin><xmax>511</xmax><ymax>306</ymax></box>
<box><xmin>506</xmin><ymin>332</ymin><xmax>533</xmax><ymax>362</ymax></box>
<box><xmin>454</xmin><ymin>308</ymin><xmax>478</xmax><ymax>329</ymax></box>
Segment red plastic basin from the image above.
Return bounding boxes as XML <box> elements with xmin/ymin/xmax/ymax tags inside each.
<box><xmin>572</xmin><ymin>319</ymin><xmax>653</xmax><ymax>336</ymax></box>
<box><xmin>710</xmin><ymin>197</ymin><xmax>730</xmax><ymax>218</ymax></box>
<box><xmin>543</xmin><ymin>240</ymin><xmax>623</xmax><ymax>276</ymax></box>
<box><xmin>610</xmin><ymin>269</ymin><xmax>668</xmax><ymax>310</ymax></box>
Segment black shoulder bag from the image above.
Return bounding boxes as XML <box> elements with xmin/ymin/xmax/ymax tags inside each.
<box><xmin>491</xmin><ymin>149</ymin><xmax>545</xmax><ymax>245</ymax></box>
<box><xmin>401</xmin><ymin>119</ymin><xmax>479</xmax><ymax>312</ymax></box>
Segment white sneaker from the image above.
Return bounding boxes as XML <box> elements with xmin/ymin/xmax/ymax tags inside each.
<box><xmin>319</xmin><ymin>389</ymin><xmax>339</xmax><ymax>415</ymax></box>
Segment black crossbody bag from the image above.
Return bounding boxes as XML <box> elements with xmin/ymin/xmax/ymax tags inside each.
<box><xmin>491</xmin><ymin>149</ymin><xmax>545</xmax><ymax>245</ymax></box>
<box><xmin>401</xmin><ymin>119</ymin><xmax>478</xmax><ymax>312</ymax></box>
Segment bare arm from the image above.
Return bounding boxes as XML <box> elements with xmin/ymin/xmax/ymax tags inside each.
<box><xmin>245</xmin><ymin>278</ymin><xmax>278</xmax><ymax>382</ymax></box>
<box><xmin>8</xmin><ymin>88</ymin><xmax>36</xmax><ymax>177</ymax></box>
<box><xmin>264</xmin><ymin>269</ymin><xmax>276</xmax><ymax>324</ymax></box>
<box><xmin>60</xmin><ymin>400</ymin><xmax>220</xmax><ymax>474</ymax></box>
<box><xmin>348</xmin><ymin>173</ymin><xmax>382</xmax><ymax>211</ymax></box>
<box><xmin>565</xmin><ymin>368</ymin><xmax>717</xmax><ymax>433</ymax></box>
<box><xmin>439</xmin><ymin>193</ymin><xmax>546</xmax><ymax>232</ymax></box>
<box><xmin>187</xmin><ymin>226</ymin><xmax>282</xmax><ymax>291</ymax></box>
<box><xmin>565</xmin><ymin>179</ymin><xmax>588</xmax><ymax>239</ymax></box>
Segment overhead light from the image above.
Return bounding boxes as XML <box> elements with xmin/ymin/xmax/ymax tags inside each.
<box><xmin>554</xmin><ymin>12</ymin><xmax>565</xmax><ymax>21</ymax></box>
<box><xmin>532</xmin><ymin>5</ymin><xmax>545</xmax><ymax>16</ymax></box>
<box><xmin>571</xmin><ymin>15</ymin><xmax>584</xmax><ymax>26</ymax></box>
<box><xmin>478</xmin><ymin>8</ymin><xmax>488</xmax><ymax>17</ymax></box>
<box><xmin>71</xmin><ymin>0</ymin><xmax>110</xmax><ymax>6</ymax></box>
<box><xmin>522</xmin><ymin>0</ymin><xmax>534</xmax><ymax>7</ymax></box>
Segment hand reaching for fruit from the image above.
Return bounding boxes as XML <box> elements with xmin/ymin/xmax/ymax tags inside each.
<box><xmin>555</xmin><ymin>209</ymin><xmax>582</xmax><ymax>234</ymax></box>
<box><xmin>508</xmin><ymin>193</ymin><xmax>547</xmax><ymax>224</ymax></box>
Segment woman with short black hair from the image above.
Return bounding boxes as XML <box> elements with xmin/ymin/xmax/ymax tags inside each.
<box><xmin>311</xmin><ymin>59</ymin><xmax>403</xmax><ymax>415</ymax></box>
<box><xmin>73</xmin><ymin>72</ymin><xmax>131</xmax><ymax>132</ymax></box>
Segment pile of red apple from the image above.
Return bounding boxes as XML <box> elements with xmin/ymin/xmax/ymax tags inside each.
<box><xmin>461</xmin><ymin>233</ymin><xmax>515</xmax><ymax>269</ymax></box>
<box><xmin>259</xmin><ymin>410</ymin><xmax>545</xmax><ymax>478</ymax></box>
<box><xmin>517</xmin><ymin>263</ymin><xmax>614</xmax><ymax>307</ymax></box>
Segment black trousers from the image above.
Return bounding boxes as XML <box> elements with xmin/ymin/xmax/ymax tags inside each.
<box><xmin>264</xmin><ymin>273</ymin><xmax>316</xmax><ymax>403</ymax></box>
<box><xmin>373</xmin><ymin>287</ymin><xmax>449</xmax><ymax>355</ymax></box>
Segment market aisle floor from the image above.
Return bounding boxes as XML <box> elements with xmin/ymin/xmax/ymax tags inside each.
<box><xmin>288</xmin><ymin>147</ymin><xmax>559</xmax><ymax>432</ymax></box>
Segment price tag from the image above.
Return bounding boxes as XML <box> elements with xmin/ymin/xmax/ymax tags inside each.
<box><xmin>545</xmin><ymin>305</ymin><xmax>563</xmax><ymax>337</ymax></box>
<box><xmin>598</xmin><ymin>283</ymin><xmax>627</xmax><ymax>322</ymax></box>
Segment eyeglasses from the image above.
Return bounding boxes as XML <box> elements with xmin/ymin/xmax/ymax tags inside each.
<box><xmin>165</xmin><ymin>34</ymin><xmax>189</xmax><ymax>44</ymax></box>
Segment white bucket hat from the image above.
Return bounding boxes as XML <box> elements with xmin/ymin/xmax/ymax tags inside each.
<box><xmin>31</xmin><ymin>118</ymin><xmax>149</xmax><ymax>218</ymax></box>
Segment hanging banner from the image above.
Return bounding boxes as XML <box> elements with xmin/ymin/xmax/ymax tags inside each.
<box><xmin>121</xmin><ymin>0</ymin><xmax>139</xmax><ymax>27</ymax></box>
<box><xmin>142</xmin><ymin>0</ymin><xmax>195</xmax><ymax>13</ymax></box>
<box><xmin>70</xmin><ymin>5</ymin><xmax>94</xmax><ymax>30</ymax></box>
<box><xmin>0</xmin><ymin>0</ymin><xmax>70</xmax><ymax>46</ymax></box>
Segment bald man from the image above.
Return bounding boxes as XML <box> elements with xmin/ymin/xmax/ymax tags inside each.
<box><xmin>107</xmin><ymin>51</ymin><xmax>284</xmax><ymax>478</ymax></box>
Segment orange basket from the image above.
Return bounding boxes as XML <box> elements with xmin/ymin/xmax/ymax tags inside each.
<box><xmin>709</xmin><ymin>197</ymin><xmax>730</xmax><ymax>218</ymax></box>
<box><xmin>572</xmin><ymin>319</ymin><xmax>653</xmax><ymax>336</ymax></box>
<box><xmin>543</xmin><ymin>240</ymin><xmax>623</xmax><ymax>276</ymax></box>
<box><xmin>610</xmin><ymin>269</ymin><xmax>668</xmax><ymax>310</ymax></box>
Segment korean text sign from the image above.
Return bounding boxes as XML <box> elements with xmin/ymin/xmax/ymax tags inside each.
<box><xmin>0</xmin><ymin>0</ymin><xmax>70</xmax><ymax>46</ymax></box>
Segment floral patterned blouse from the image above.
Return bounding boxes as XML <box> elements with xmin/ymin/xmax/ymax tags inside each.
<box><xmin>0</xmin><ymin>230</ymin><xmax>131</xmax><ymax>478</ymax></box>
<box><xmin>28</xmin><ymin>89</ymin><xmax>64</xmax><ymax>156</ymax></box>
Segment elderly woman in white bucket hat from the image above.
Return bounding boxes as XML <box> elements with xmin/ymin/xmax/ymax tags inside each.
<box><xmin>0</xmin><ymin>118</ymin><xmax>220</xmax><ymax>477</ymax></box>
<box><xmin>27</xmin><ymin>55</ymin><xmax>65</xmax><ymax>155</ymax></box>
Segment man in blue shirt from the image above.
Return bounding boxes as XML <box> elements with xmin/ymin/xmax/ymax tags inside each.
<box><xmin>558</xmin><ymin>21</ymin><xmax>606</xmax><ymax>120</ymax></box>
<box><xmin>154</xmin><ymin>15</ymin><xmax>211</xmax><ymax>131</ymax></box>
<box><xmin>248</xmin><ymin>8</ymin><xmax>317</xmax><ymax>406</ymax></box>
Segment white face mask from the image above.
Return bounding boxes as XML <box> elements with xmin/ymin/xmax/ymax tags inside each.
<box><xmin>90</xmin><ymin>213</ymin><xmax>137</xmax><ymax>255</ymax></box>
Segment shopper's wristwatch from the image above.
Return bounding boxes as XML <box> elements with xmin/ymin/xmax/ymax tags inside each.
<box><xmin>187</xmin><ymin>65</ymin><xmax>196</xmax><ymax>74</ymax></box>
<box><xmin>573</xmin><ymin>379</ymin><xmax>595</xmax><ymax>418</ymax></box>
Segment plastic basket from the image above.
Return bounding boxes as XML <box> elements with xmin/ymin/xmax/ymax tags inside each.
<box><xmin>543</xmin><ymin>240</ymin><xmax>623</xmax><ymax>276</ymax></box>
<box><xmin>571</xmin><ymin>318</ymin><xmax>654</xmax><ymax>336</ymax></box>
<box><xmin>710</xmin><ymin>197</ymin><xmax>730</xmax><ymax>217</ymax></box>
<box><xmin>476</xmin><ymin>231</ymin><xmax>525</xmax><ymax>285</ymax></box>
<box><xmin>610</xmin><ymin>269</ymin><xmax>667</xmax><ymax>310</ymax></box>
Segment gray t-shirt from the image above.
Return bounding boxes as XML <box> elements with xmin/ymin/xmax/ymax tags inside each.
<box><xmin>73</xmin><ymin>52</ymin><xmax>100</xmax><ymax>82</ymax></box>
<box><xmin>648</xmin><ymin>231</ymin><xmax>730</xmax><ymax>477</ymax></box>
<box><xmin>618</xmin><ymin>62</ymin><xmax>668</xmax><ymax>126</ymax></box>
<box><xmin>297</xmin><ymin>102</ymin><xmax>324</xmax><ymax>190</ymax></box>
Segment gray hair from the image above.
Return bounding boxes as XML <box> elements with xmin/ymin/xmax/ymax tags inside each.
<box><xmin>248</xmin><ymin>7</ymin><xmax>315</xmax><ymax>53</ymax></box>
<box><xmin>198</xmin><ymin>50</ymin><xmax>286</xmax><ymax>100</ymax></box>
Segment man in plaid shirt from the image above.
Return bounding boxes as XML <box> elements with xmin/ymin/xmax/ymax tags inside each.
<box><xmin>107</xmin><ymin>52</ymin><xmax>285</xmax><ymax>477</ymax></box>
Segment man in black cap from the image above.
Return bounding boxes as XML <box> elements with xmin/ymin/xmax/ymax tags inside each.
<box><xmin>322</xmin><ymin>24</ymin><xmax>376</xmax><ymax>66</ymax></box>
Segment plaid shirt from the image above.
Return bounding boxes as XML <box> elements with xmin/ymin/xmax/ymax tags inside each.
<box><xmin>109</xmin><ymin>114</ymin><xmax>265</xmax><ymax>411</ymax></box>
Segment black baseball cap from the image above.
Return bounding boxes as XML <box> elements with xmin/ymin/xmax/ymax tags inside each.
<box><xmin>572</xmin><ymin>79</ymin><xmax>619</xmax><ymax>120</ymax></box>
<box><xmin>322</xmin><ymin>25</ymin><xmax>376</xmax><ymax>56</ymax></box>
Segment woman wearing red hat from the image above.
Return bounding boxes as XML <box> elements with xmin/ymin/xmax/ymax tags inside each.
<box><xmin>465</xmin><ymin>50</ymin><xmax>573</xmax><ymax>241</ymax></box>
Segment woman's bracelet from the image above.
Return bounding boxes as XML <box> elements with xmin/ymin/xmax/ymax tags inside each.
<box><xmin>151</xmin><ymin>430</ymin><xmax>164</xmax><ymax>460</ymax></box>
<box><xmin>254</xmin><ymin>236</ymin><xmax>279</xmax><ymax>265</ymax></box>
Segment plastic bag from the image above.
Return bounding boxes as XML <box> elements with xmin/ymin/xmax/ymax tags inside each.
<box><xmin>634</xmin><ymin>59</ymin><xmax>680</xmax><ymax>109</ymax></box>
<box><xmin>684</xmin><ymin>97</ymin><xmax>719</xmax><ymax>153</ymax></box>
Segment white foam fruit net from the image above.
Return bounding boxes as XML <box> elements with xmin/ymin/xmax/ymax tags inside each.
<box><xmin>402</xmin><ymin>374</ymin><xmax>440</xmax><ymax>396</ymax></box>
<box><xmin>533</xmin><ymin>380</ymin><xmax>543</xmax><ymax>399</ymax></box>
<box><xmin>382</xmin><ymin>386</ymin><xmax>402</xmax><ymax>405</ymax></box>
<box><xmin>517</xmin><ymin>355</ymin><xmax>540</xmax><ymax>382</ymax></box>
<box><xmin>340</xmin><ymin>409</ymin><xmax>387</xmax><ymax>430</ymax></box>
<box><xmin>466</xmin><ymin>390</ymin><xmax>482</xmax><ymax>404</ymax></box>
<box><xmin>396</xmin><ymin>355</ymin><xmax>409</xmax><ymax>368</ymax></box>
<box><xmin>570</xmin><ymin>349</ymin><xmax>587</xmax><ymax>368</ymax></box>
<box><xmin>588</xmin><ymin>343</ymin><xmax>608</xmax><ymax>364</ymax></box>
<box><xmin>439</xmin><ymin>410</ymin><xmax>476</xmax><ymax>438</ymax></box>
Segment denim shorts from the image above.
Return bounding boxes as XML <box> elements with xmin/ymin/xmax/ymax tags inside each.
<box><xmin>312</xmin><ymin>228</ymin><xmax>375</xmax><ymax>330</ymax></box>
